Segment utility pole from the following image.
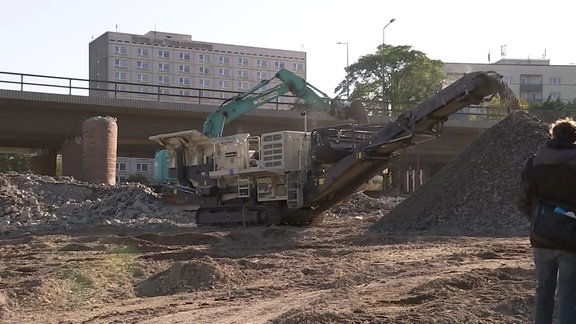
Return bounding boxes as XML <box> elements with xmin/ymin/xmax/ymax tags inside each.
<box><xmin>382</xmin><ymin>18</ymin><xmax>395</xmax><ymax>114</ymax></box>
<box><xmin>336</xmin><ymin>42</ymin><xmax>350</xmax><ymax>98</ymax></box>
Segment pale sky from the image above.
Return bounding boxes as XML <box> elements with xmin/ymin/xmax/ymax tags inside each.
<box><xmin>1</xmin><ymin>0</ymin><xmax>574</xmax><ymax>97</ymax></box>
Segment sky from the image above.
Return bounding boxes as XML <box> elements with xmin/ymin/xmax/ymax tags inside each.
<box><xmin>1</xmin><ymin>0</ymin><xmax>575</xmax><ymax>97</ymax></box>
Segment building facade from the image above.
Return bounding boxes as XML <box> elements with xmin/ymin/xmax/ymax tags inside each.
<box><xmin>88</xmin><ymin>31</ymin><xmax>307</xmax><ymax>107</ymax></box>
<box><xmin>444</xmin><ymin>59</ymin><xmax>576</xmax><ymax>104</ymax></box>
<box><xmin>115</xmin><ymin>157</ymin><xmax>154</xmax><ymax>184</ymax></box>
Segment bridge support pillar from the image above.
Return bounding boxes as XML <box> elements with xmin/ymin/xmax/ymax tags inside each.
<box><xmin>30</xmin><ymin>149</ymin><xmax>57</xmax><ymax>176</ymax></box>
<box><xmin>61</xmin><ymin>137</ymin><xmax>83</xmax><ymax>181</ymax></box>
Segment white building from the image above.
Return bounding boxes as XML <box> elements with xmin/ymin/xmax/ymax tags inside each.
<box><xmin>444</xmin><ymin>59</ymin><xmax>576</xmax><ymax>104</ymax></box>
<box><xmin>88</xmin><ymin>30</ymin><xmax>307</xmax><ymax>107</ymax></box>
<box><xmin>115</xmin><ymin>157</ymin><xmax>153</xmax><ymax>184</ymax></box>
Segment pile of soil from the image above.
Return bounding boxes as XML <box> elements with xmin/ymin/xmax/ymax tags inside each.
<box><xmin>372</xmin><ymin>110</ymin><xmax>550</xmax><ymax>235</ymax></box>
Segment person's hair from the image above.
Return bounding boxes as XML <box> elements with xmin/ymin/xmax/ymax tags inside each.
<box><xmin>550</xmin><ymin>117</ymin><xmax>576</xmax><ymax>143</ymax></box>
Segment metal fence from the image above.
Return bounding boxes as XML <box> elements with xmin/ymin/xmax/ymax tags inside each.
<box><xmin>0</xmin><ymin>70</ymin><xmax>519</xmax><ymax>122</ymax></box>
<box><xmin>0</xmin><ymin>71</ymin><xmax>293</xmax><ymax>110</ymax></box>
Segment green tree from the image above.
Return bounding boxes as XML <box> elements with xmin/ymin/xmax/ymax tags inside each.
<box><xmin>335</xmin><ymin>45</ymin><xmax>445</xmax><ymax>116</ymax></box>
<box><xmin>0</xmin><ymin>153</ymin><xmax>30</xmax><ymax>172</ymax></box>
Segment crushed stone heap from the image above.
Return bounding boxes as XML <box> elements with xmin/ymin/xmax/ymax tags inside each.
<box><xmin>0</xmin><ymin>173</ymin><xmax>194</xmax><ymax>235</ymax></box>
<box><xmin>372</xmin><ymin>110</ymin><xmax>550</xmax><ymax>236</ymax></box>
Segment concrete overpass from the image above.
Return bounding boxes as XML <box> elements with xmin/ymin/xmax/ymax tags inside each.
<box><xmin>0</xmin><ymin>89</ymin><xmax>343</xmax><ymax>156</ymax></box>
<box><xmin>0</xmin><ymin>70</ymin><xmax>500</xmax><ymax>191</ymax></box>
<box><xmin>0</xmin><ymin>88</ymin><xmax>496</xmax><ymax>157</ymax></box>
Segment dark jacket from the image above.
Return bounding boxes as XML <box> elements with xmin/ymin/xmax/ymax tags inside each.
<box><xmin>517</xmin><ymin>139</ymin><xmax>576</xmax><ymax>250</ymax></box>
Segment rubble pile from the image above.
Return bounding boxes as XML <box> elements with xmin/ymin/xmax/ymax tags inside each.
<box><xmin>329</xmin><ymin>193</ymin><xmax>404</xmax><ymax>220</ymax></box>
<box><xmin>0</xmin><ymin>172</ymin><xmax>194</xmax><ymax>235</ymax></box>
<box><xmin>372</xmin><ymin>110</ymin><xmax>550</xmax><ymax>235</ymax></box>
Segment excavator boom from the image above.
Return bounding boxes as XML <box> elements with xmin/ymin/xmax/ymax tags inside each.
<box><xmin>202</xmin><ymin>68</ymin><xmax>367</xmax><ymax>138</ymax></box>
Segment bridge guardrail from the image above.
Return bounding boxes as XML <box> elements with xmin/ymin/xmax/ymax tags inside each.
<box><xmin>0</xmin><ymin>70</ymin><xmax>511</xmax><ymax>123</ymax></box>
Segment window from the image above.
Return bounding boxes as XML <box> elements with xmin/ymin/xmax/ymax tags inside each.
<box><xmin>238</xmin><ymin>70</ymin><xmax>248</xmax><ymax>78</ymax></box>
<box><xmin>219</xmin><ymin>56</ymin><xmax>230</xmax><ymax>64</ymax></box>
<box><xmin>137</xmin><ymin>48</ymin><xmax>149</xmax><ymax>57</ymax></box>
<box><xmin>199</xmin><ymin>54</ymin><xmax>210</xmax><ymax>63</ymax></box>
<box><xmin>502</xmin><ymin>76</ymin><xmax>512</xmax><ymax>85</ymax></box>
<box><xmin>116</xmin><ymin>162</ymin><xmax>127</xmax><ymax>171</ymax></box>
<box><xmin>114</xmin><ymin>59</ymin><xmax>127</xmax><ymax>68</ymax></box>
<box><xmin>114</xmin><ymin>71</ymin><xmax>127</xmax><ymax>81</ymax></box>
<box><xmin>116</xmin><ymin>84</ymin><xmax>128</xmax><ymax>92</ymax></box>
<box><xmin>256</xmin><ymin>71</ymin><xmax>268</xmax><ymax>79</ymax></box>
<box><xmin>219</xmin><ymin>68</ymin><xmax>230</xmax><ymax>77</ymax></box>
<box><xmin>179</xmin><ymin>52</ymin><xmax>191</xmax><ymax>60</ymax></box>
<box><xmin>275</xmin><ymin>61</ymin><xmax>285</xmax><ymax>70</ymax></box>
<box><xmin>199</xmin><ymin>79</ymin><xmax>211</xmax><ymax>87</ymax></box>
<box><xmin>179</xmin><ymin>65</ymin><xmax>190</xmax><ymax>73</ymax></box>
<box><xmin>550</xmin><ymin>77</ymin><xmax>561</xmax><ymax>85</ymax></box>
<box><xmin>200</xmin><ymin>66</ymin><xmax>210</xmax><ymax>75</ymax></box>
<box><xmin>136</xmin><ymin>61</ymin><xmax>149</xmax><ymax>69</ymax></box>
<box><xmin>159</xmin><ymin>50</ymin><xmax>170</xmax><ymax>59</ymax></box>
<box><xmin>200</xmin><ymin>90</ymin><xmax>210</xmax><ymax>97</ymax></box>
<box><xmin>257</xmin><ymin>59</ymin><xmax>268</xmax><ymax>68</ymax></box>
<box><xmin>238</xmin><ymin>57</ymin><xmax>249</xmax><ymax>66</ymax></box>
<box><xmin>137</xmin><ymin>74</ymin><xmax>149</xmax><ymax>83</ymax></box>
<box><xmin>160</xmin><ymin>88</ymin><xmax>170</xmax><ymax>95</ymax></box>
<box><xmin>179</xmin><ymin>89</ymin><xmax>191</xmax><ymax>97</ymax></box>
<box><xmin>238</xmin><ymin>81</ymin><xmax>249</xmax><ymax>90</ymax></box>
<box><xmin>158</xmin><ymin>75</ymin><xmax>170</xmax><ymax>84</ymax></box>
<box><xmin>292</xmin><ymin>62</ymin><xmax>304</xmax><ymax>70</ymax></box>
<box><xmin>179</xmin><ymin>77</ymin><xmax>191</xmax><ymax>86</ymax></box>
<box><xmin>158</xmin><ymin>63</ymin><xmax>170</xmax><ymax>72</ymax></box>
<box><xmin>136</xmin><ymin>163</ymin><xmax>149</xmax><ymax>172</ymax></box>
<box><xmin>138</xmin><ymin>86</ymin><xmax>150</xmax><ymax>93</ymax></box>
<box><xmin>114</xmin><ymin>46</ymin><xmax>127</xmax><ymax>55</ymax></box>
<box><xmin>219</xmin><ymin>80</ymin><xmax>230</xmax><ymax>89</ymax></box>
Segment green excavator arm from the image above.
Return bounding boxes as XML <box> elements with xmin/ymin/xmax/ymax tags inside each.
<box><xmin>201</xmin><ymin>68</ymin><xmax>367</xmax><ymax>138</ymax></box>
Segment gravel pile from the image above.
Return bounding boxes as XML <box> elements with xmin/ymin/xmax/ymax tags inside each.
<box><xmin>372</xmin><ymin>110</ymin><xmax>550</xmax><ymax>235</ymax></box>
<box><xmin>0</xmin><ymin>173</ymin><xmax>194</xmax><ymax>235</ymax></box>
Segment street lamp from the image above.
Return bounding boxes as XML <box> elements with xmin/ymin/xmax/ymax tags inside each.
<box><xmin>382</xmin><ymin>18</ymin><xmax>395</xmax><ymax>113</ymax></box>
<box><xmin>336</xmin><ymin>41</ymin><xmax>349</xmax><ymax>98</ymax></box>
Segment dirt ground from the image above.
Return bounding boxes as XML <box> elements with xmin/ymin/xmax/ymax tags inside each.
<box><xmin>0</xmin><ymin>213</ymin><xmax>535</xmax><ymax>324</ymax></box>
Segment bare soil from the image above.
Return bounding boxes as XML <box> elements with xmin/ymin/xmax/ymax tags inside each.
<box><xmin>0</xmin><ymin>214</ymin><xmax>535</xmax><ymax>324</ymax></box>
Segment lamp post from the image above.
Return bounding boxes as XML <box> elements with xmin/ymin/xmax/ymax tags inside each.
<box><xmin>382</xmin><ymin>18</ymin><xmax>395</xmax><ymax>113</ymax></box>
<box><xmin>336</xmin><ymin>41</ymin><xmax>349</xmax><ymax>98</ymax></box>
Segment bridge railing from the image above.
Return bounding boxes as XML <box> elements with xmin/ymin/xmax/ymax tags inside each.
<box><xmin>0</xmin><ymin>70</ymin><xmax>511</xmax><ymax>123</ymax></box>
<box><xmin>0</xmin><ymin>70</ymin><xmax>295</xmax><ymax>110</ymax></box>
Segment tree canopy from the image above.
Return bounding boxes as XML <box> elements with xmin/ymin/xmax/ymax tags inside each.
<box><xmin>335</xmin><ymin>44</ymin><xmax>445</xmax><ymax>116</ymax></box>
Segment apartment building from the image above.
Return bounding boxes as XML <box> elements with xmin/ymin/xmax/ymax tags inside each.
<box><xmin>115</xmin><ymin>157</ymin><xmax>154</xmax><ymax>184</ymax></box>
<box><xmin>88</xmin><ymin>30</ymin><xmax>307</xmax><ymax>107</ymax></box>
<box><xmin>444</xmin><ymin>59</ymin><xmax>576</xmax><ymax>104</ymax></box>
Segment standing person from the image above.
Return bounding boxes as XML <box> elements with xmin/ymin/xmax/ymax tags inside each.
<box><xmin>517</xmin><ymin>117</ymin><xmax>576</xmax><ymax>324</ymax></box>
